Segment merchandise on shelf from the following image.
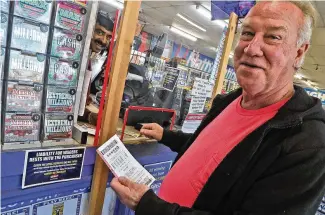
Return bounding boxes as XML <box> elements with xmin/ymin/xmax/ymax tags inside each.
<box><xmin>0</xmin><ymin>0</ymin><xmax>9</xmax><ymax>13</ymax></box>
<box><xmin>6</xmin><ymin>82</ymin><xmax>43</xmax><ymax>112</ymax></box>
<box><xmin>8</xmin><ymin>49</ymin><xmax>46</xmax><ymax>83</ymax></box>
<box><xmin>3</xmin><ymin>112</ymin><xmax>41</xmax><ymax>143</ymax></box>
<box><xmin>51</xmin><ymin>27</ymin><xmax>83</xmax><ymax>61</ymax></box>
<box><xmin>1</xmin><ymin>13</ymin><xmax>8</xmax><ymax>47</ymax></box>
<box><xmin>0</xmin><ymin>47</ymin><xmax>5</xmax><ymax>79</ymax></box>
<box><xmin>13</xmin><ymin>0</ymin><xmax>53</xmax><ymax>24</ymax></box>
<box><xmin>44</xmin><ymin>113</ymin><xmax>73</xmax><ymax>140</ymax></box>
<box><xmin>54</xmin><ymin>1</ymin><xmax>87</xmax><ymax>34</ymax></box>
<box><xmin>48</xmin><ymin>57</ymin><xmax>79</xmax><ymax>86</ymax></box>
<box><xmin>11</xmin><ymin>16</ymin><xmax>49</xmax><ymax>53</ymax></box>
<box><xmin>46</xmin><ymin>86</ymin><xmax>76</xmax><ymax>112</ymax></box>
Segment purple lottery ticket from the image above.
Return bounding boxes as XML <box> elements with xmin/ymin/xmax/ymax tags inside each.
<box><xmin>55</xmin><ymin>1</ymin><xmax>87</xmax><ymax>34</ymax></box>
<box><xmin>46</xmin><ymin>86</ymin><xmax>76</xmax><ymax>112</ymax></box>
<box><xmin>4</xmin><ymin>112</ymin><xmax>41</xmax><ymax>143</ymax></box>
<box><xmin>44</xmin><ymin>113</ymin><xmax>73</xmax><ymax>140</ymax></box>
<box><xmin>0</xmin><ymin>13</ymin><xmax>8</xmax><ymax>47</ymax></box>
<box><xmin>0</xmin><ymin>0</ymin><xmax>9</xmax><ymax>13</ymax></box>
<box><xmin>8</xmin><ymin>49</ymin><xmax>46</xmax><ymax>83</ymax></box>
<box><xmin>48</xmin><ymin>57</ymin><xmax>79</xmax><ymax>86</ymax></box>
<box><xmin>14</xmin><ymin>0</ymin><xmax>53</xmax><ymax>24</ymax></box>
<box><xmin>11</xmin><ymin>16</ymin><xmax>49</xmax><ymax>53</ymax></box>
<box><xmin>51</xmin><ymin>28</ymin><xmax>83</xmax><ymax>61</ymax></box>
<box><xmin>6</xmin><ymin>82</ymin><xmax>43</xmax><ymax>112</ymax></box>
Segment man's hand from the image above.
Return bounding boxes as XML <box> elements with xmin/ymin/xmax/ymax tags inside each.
<box><xmin>111</xmin><ymin>177</ymin><xmax>149</xmax><ymax>211</ymax></box>
<box><xmin>140</xmin><ymin>123</ymin><xmax>163</xmax><ymax>141</ymax></box>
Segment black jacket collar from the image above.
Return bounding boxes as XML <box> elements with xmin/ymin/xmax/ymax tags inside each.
<box><xmin>215</xmin><ymin>86</ymin><xmax>325</xmax><ymax>129</ymax></box>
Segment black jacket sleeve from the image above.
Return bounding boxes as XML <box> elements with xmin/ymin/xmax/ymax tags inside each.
<box><xmin>135</xmin><ymin>148</ymin><xmax>325</xmax><ymax>215</ymax></box>
<box><xmin>159</xmin><ymin>129</ymin><xmax>192</xmax><ymax>153</ymax></box>
<box><xmin>136</xmin><ymin>190</ymin><xmax>214</xmax><ymax>215</ymax></box>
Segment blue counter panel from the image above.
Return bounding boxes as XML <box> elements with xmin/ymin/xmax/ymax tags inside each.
<box><xmin>1</xmin><ymin>143</ymin><xmax>177</xmax><ymax>215</ymax></box>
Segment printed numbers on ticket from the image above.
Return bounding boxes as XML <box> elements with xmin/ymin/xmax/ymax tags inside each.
<box><xmin>97</xmin><ymin>135</ymin><xmax>155</xmax><ymax>186</ymax></box>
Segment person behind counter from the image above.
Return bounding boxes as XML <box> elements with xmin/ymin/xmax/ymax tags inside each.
<box><xmin>78</xmin><ymin>13</ymin><xmax>114</xmax><ymax>125</ymax></box>
<box><xmin>110</xmin><ymin>1</ymin><xmax>325</xmax><ymax>215</ymax></box>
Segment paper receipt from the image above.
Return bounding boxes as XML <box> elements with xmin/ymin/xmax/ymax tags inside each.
<box><xmin>97</xmin><ymin>135</ymin><xmax>155</xmax><ymax>186</ymax></box>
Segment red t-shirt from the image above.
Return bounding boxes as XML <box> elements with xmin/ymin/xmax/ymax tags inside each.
<box><xmin>159</xmin><ymin>95</ymin><xmax>289</xmax><ymax>207</ymax></box>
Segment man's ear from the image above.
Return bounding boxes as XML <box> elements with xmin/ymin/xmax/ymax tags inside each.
<box><xmin>294</xmin><ymin>43</ymin><xmax>310</xmax><ymax>69</ymax></box>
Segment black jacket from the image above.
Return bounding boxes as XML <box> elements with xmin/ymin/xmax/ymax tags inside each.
<box><xmin>136</xmin><ymin>86</ymin><xmax>325</xmax><ymax>215</ymax></box>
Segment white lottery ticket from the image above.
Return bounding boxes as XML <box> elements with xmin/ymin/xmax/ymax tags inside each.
<box><xmin>97</xmin><ymin>135</ymin><xmax>155</xmax><ymax>186</ymax></box>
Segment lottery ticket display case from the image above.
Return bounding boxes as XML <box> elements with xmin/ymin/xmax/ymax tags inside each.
<box><xmin>1</xmin><ymin>0</ymin><xmax>93</xmax><ymax>149</ymax></box>
<box><xmin>0</xmin><ymin>2</ymin><xmax>178</xmax><ymax>215</ymax></box>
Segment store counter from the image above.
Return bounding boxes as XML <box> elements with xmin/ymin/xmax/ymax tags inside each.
<box><xmin>1</xmin><ymin>143</ymin><xmax>177</xmax><ymax>215</ymax></box>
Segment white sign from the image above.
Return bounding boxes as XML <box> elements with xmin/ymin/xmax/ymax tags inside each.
<box><xmin>189</xmin><ymin>96</ymin><xmax>206</xmax><ymax>113</ymax></box>
<box><xmin>192</xmin><ymin>77</ymin><xmax>214</xmax><ymax>98</ymax></box>
<box><xmin>97</xmin><ymin>135</ymin><xmax>155</xmax><ymax>186</ymax></box>
<box><xmin>181</xmin><ymin>114</ymin><xmax>205</xmax><ymax>133</ymax></box>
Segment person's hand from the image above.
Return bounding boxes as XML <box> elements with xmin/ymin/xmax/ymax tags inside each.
<box><xmin>140</xmin><ymin>123</ymin><xmax>163</xmax><ymax>141</ymax></box>
<box><xmin>111</xmin><ymin>177</ymin><xmax>149</xmax><ymax>211</ymax></box>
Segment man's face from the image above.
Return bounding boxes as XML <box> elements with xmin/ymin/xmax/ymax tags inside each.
<box><xmin>234</xmin><ymin>2</ymin><xmax>308</xmax><ymax>96</ymax></box>
<box><xmin>91</xmin><ymin>23</ymin><xmax>112</xmax><ymax>53</ymax></box>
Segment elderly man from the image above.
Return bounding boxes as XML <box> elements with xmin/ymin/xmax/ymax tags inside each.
<box><xmin>111</xmin><ymin>1</ymin><xmax>325</xmax><ymax>215</ymax></box>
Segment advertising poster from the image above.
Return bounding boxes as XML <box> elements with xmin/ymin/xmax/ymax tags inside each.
<box><xmin>22</xmin><ymin>147</ymin><xmax>85</xmax><ymax>188</ymax></box>
<box><xmin>0</xmin><ymin>206</ymin><xmax>30</xmax><ymax>215</ymax></box>
<box><xmin>144</xmin><ymin>161</ymin><xmax>173</xmax><ymax>194</ymax></box>
<box><xmin>210</xmin><ymin>27</ymin><xmax>227</xmax><ymax>82</ymax></box>
<box><xmin>191</xmin><ymin>77</ymin><xmax>214</xmax><ymax>98</ymax></box>
<box><xmin>189</xmin><ymin>96</ymin><xmax>206</xmax><ymax>114</ymax></box>
<box><xmin>32</xmin><ymin>194</ymin><xmax>82</xmax><ymax>215</ymax></box>
<box><xmin>211</xmin><ymin>1</ymin><xmax>255</xmax><ymax>19</ymax></box>
<box><xmin>181</xmin><ymin>114</ymin><xmax>205</xmax><ymax>133</ymax></box>
<box><xmin>162</xmin><ymin>67</ymin><xmax>180</xmax><ymax>92</ymax></box>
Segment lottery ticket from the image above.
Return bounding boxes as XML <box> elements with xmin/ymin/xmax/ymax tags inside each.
<box><xmin>0</xmin><ymin>13</ymin><xmax>8</xmax><ymax>47</ymax></box>
<box><xmin>46</xmin><ymin>86</ymin><xmax>76</xmax><ymax>112</ymax></box>
<box><xmin>97</xmin><ymin>135</ymin><xmax>156</xmax><ymax>186</ymax></box>
<box><xmin>0</xmin><ymin>0</ymin><xmax>9</xmax><ymax>13</ymax></box>
<box><xmin>14</xmin><ymin>0</ymin><xmax>53</xmax><ymax>24</ymax></box>
<box><xmin>48</xmin><ymin>57</ymin><xmax>79</xmax><ymax>86</ymax></box>
<box><xmin>8</xmin><ymin>49</ymin><xmax>46</xmax><ymax>83</ymax></box>
<box><xmin>55</xmin><ymin>1</ymin><xmax>87</xmax><ymax>34</ymax></box>
<box><xmin>6</xmin><ymin>81</ymin><xmax>43</xmax><ymax>112</ymax></box>
<box><xmin>44</xmin><ymin>113</ymin><xmax>74</xmax><ymax>140</ymax></box>
<box><xmin>4</xmin><ymin>112</ymin><xmax>41</xmax><ymax>143</ymax></box>
<box><xmin>51</xmin><ymin>27</ymin><xmax>83</xmax><ymax>61</ymax></box>
<box><xmin>74</xmin><ymin>0</ymin><xmax>88</xmax><ymax>7</ymax></box>
<box><xmin>0</xmin><ymin>47</ymin><xmax>5</xmax><ymax>79</ymax></box>
<box><xmin>11</xmin><ymin>16</ymin><xmax>49</xmax><ymax>54</ymax></box>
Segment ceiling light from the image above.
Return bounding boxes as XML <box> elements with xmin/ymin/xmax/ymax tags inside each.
<box><xmin>177</xmin><ymin>13</ymin><xmax>206</xmax><ymax>32</ymax></box>
<box><xmin>294</xmin><ymin>74</ymin><xmax>303</xmax><ymax>80</ymax></box>
<box><xmin>170</xmin><ymin>26</ymin><xmax>197</xmax><ymax>42</ymax></box>
<box><xmin>103</xmin><ymin>0</ymin><xmax>124</xmax><ymax>9</ymax></box>
<box><xmin>195</xmin><ymin>5</ymin><xmax>227</xmax><ymax>28</ymax></box>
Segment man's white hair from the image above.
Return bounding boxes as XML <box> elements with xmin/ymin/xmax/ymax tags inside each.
<box><xmin>255</xmin><ymin>1</ymin><xmax>317</xmax><ymax>68</ymax></box>
<box><xmin>288</xmin><ymin>1</ymin><xmax>317</xmax><ymax>68</ymax></box>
